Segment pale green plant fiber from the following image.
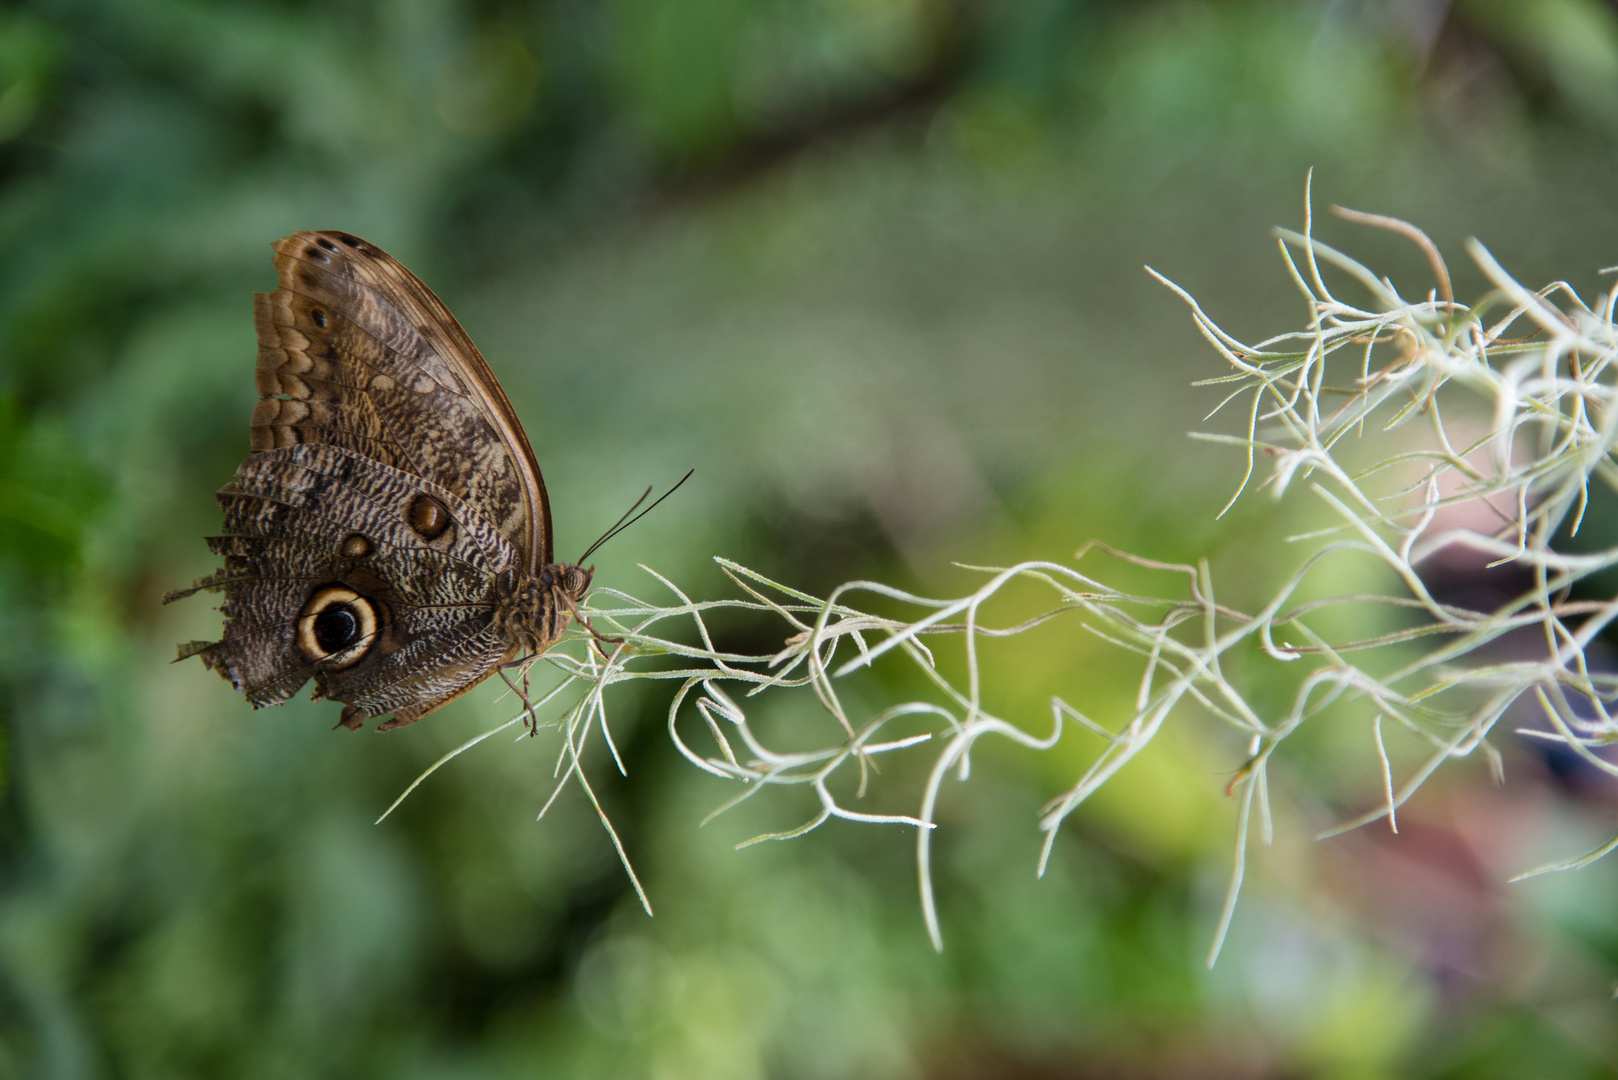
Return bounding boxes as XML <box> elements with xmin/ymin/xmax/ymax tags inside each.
<box><xmin>386</xmin><ymin>178</ymin><xmax>1618</xmax><ymax>965</ymax></box>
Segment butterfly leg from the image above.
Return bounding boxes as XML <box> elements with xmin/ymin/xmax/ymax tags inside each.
<box><xmin>521</xmin><ymin>664</ymin><xmax>536</xmax><ymax>738</ymax></box>
<box><xmin>554</xmin><ymin>587</ymin><xmax>622</xmax><ymax>661</ymax></box>
<box><xmin>498</xmin><ymin>661</ymin><xmax>541</xmax><ymax>737</ymax></box>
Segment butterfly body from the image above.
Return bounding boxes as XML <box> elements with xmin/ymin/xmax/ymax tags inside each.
<box><xmin>170</xmin><ymin>231</ymin><xmax>590</xmax><ymax>732</ymax></box>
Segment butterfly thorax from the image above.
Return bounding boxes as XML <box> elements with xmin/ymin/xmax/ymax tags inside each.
<box><xmin>495</xmin><ymin>562</ymin><xmax>595</xmax><ymax>655</ymax></box>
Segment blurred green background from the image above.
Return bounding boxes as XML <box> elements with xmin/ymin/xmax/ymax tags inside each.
<box><xmin>6</xmin><ymin>0</ymin><xmax>1618</xmax><ymax>1077</ymax></box>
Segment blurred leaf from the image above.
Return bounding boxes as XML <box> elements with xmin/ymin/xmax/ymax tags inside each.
<box><xmin>0</xmin><ymin>10</ymin><xmax>59</xmax><ymax>145</ymax></box>
<box><xmin>0</xmin><ymin>398</ymin><xmax>106</xmax><ymax>577</ymax></box>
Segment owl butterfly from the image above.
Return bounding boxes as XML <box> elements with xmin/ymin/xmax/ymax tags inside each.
<box><xmin>168</xmin><ymin>230</ymin><xmax>614</xmax><ymax>732</ymax></box>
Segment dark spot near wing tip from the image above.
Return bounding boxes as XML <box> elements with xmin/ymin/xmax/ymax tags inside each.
<box><xmin>305</xmin><ymin>246</ymin><xmax>326</xmax><ymax>261</ymax></box>
<box><xmin>317</xmin><ymin>237</ymin><xmax>338</xmax><ymax>252</ymax></box>
<box><xmin>407</xmin><ymin>493</ymin><xmax>452</xmax><ymax>541</ymax></box>
<box><xmin>311</xmin><ymin>308</ymin><xmax>328</xmax><ymax>329</ymax></box>
<box><xmin>336</xmin><ymin>233</ymin><xmax>364</xmax><ymax>250</ymax></box>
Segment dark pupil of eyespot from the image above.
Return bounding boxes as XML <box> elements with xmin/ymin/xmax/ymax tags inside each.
<box><xmin>313</xmin><ymin>604</ymin><xmax>360</xmax><ymax>654</ymax></box>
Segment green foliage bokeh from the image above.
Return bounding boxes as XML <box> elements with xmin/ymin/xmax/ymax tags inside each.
<box><xmin>5</xmin><ymin>1</ymin><xmax>1618</xmax><ymax>1077</ymax></box>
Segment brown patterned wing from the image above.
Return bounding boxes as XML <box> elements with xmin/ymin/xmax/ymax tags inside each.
<box><xmin>171</xmin><ymin>231</ymin><xmax>554</xmax><ymax>730</ymax></box>
<box><xmin>252</xmin><ymin>230</ymin><xmax>552</xmax><ymax>571</ymax></box>
<box><xmin>171</xmin><ymin>443</ymin><xmax>521</xmax><ymax>731</ymax></box>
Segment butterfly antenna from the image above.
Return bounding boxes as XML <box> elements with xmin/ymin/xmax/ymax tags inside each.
<box><xmin>576</xmin><ymin>469</ymin><xmax>694</xmax><ymax>565</ymax></box>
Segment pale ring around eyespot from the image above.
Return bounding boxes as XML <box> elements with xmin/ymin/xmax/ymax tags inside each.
<box><xmin>296</xmin><ymin>585</ymin><xmax>378</xmax><ymax>669</ymax></box>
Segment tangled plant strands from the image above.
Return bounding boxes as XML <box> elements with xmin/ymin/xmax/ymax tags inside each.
<box><xmin>384</xmin><ymin>179</ymin><xmax>1618</xmax><ymax>964</ymax></box>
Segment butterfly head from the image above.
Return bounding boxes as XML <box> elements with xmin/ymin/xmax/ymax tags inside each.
<box><xmin>540</xmin><ymin>560</ymin><xmax>596</xmax><ymax>640</ymax></box>
<box><xmin>560</xmin><ymin>563</ymin><xmax>593</xmax><ymax>604</ymax></box>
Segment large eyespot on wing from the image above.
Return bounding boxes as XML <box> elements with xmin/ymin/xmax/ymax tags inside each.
<box><xmin>297</xmin><ymin>585</ymin><xmax>379</xmax><ymax>669</ymax></box>
<box><xmin>253</xmin><ymin>231</ymin><xmax>553</xmax><ymax>574</ymax></box>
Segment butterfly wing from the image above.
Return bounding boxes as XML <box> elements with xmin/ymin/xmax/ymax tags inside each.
<box><xmin>252</xmin><ymin>230</ymin><xmax>551</xmax><ymax>570</ymax></box>
<box><xmin>173</xmin><ymin>231</ymin><xmax>550</xmax><ymax>730</ymax></box>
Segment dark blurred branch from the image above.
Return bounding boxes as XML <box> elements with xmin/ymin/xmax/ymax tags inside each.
<box><xmin>1434</xmin><ymin>0</ymin><xmax>1618</xmax><ymax>125</ymax></box>
<box><xmin>658</xmin><ymin>1</ymin><xmax>977</xmax><ymax>204</ymax></box>
<box><xmin>1431</xmin><ymin>8</ymin><xmax>1550</xmax><ymax>112</ymax></box>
